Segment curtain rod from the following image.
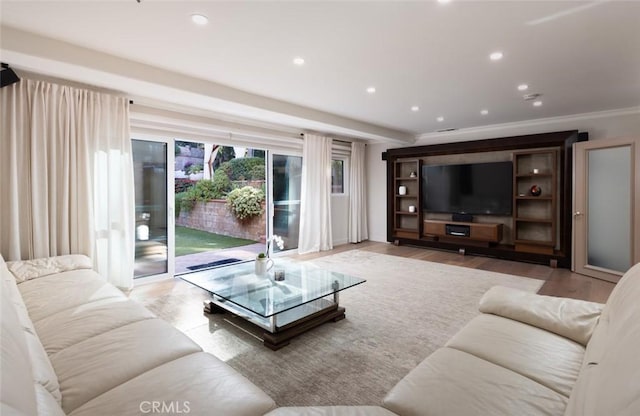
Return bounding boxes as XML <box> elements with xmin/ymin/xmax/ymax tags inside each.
<box><xmin>299</xmin><ymin>132</ymin><xmax>353</xmax><ymax>144</ymax></box>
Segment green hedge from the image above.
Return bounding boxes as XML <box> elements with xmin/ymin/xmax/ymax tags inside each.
<box><xmin>219</xmin><ymin>157</ymin><xmax>265</xmax><ymax>181</ymax></box>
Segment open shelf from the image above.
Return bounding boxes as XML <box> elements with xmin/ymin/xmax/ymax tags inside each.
<box><xmin>392</xmin><ymin>159</ymin><xmax>422</xmax><ymax>239</ymax></box>
<box><xmin>513</xmin><ymin>149</ymin><xmax>558</xmax><ymax>254</ymax></box>
<box><xmin>515</xmin><ymin>217</ymin><xmax>553</xmax><ymax>223</ymax></box>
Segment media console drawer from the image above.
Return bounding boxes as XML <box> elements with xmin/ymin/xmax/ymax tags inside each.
<box><xmin>423</xmin><ymin>219</ymin><xmax>503</xmax><ymax>243</ymax></box>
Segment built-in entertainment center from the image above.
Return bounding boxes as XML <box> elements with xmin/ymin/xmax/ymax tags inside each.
<box><xmin>385</xmin><ymin>130</ymin><xmax>584</xmax><ymax>268</ymax></box>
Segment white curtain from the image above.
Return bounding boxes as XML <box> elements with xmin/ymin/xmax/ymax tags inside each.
<box><xmin>0</xmin><ymin>78</ymin><xmax>135</xmax><ymax>289</ymax></box>
<box><xmin>348</xmin><ymin>142</ymin><xmax>368</xmax><ymax>243</ymax></box>
<box><xmin>298</xmin><ymin>134</ymin><xmax>333</xmax><ymax>254</ymax></box>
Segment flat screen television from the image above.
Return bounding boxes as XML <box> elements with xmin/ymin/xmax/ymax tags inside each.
<box><xmin>422</xmin><ymin>161</ymin><xmax>513</xmax><ymax>215</ymax></box>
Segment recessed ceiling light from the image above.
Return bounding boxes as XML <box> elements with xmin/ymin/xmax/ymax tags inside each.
<box><xmin>411</xmin><ymin>106</ymin><xmax>420</xmax><ymax>112</ymax></box>
<box><xmin>436</xmin><ymin>116</ymin><xmax>444</xmax><ymax>122</ymax></box>
<box><xmin>518</xmin><ymin>84</ymin><xmax>529</xmax><ymax>91</ymax></box>
<box><xmin>533</xmin><ymin>100</ymin><xmax>543</xmax><ymax>107</ymax></box>
<box><xmin>480</xmin><ymin>109</ymin><xmax>489</xmax><ymax>115</ymax></box>
<box><xmin>191</xmin><ymin>14</ymin><xmax>209</xmax><ymax>25</ymax></box>
<box><xmin>293</xmin><ymin>57</ymin><xmax>305</xmax><ymax>66</ymax></box>
<box><xmin>366</xmin><ymin>87</ymin><xmax>376</xmax><ymax>94</ymax></box>
<box><xmin>438</xmin><ymin>0</ymin><xmax>451</xmax><ymax>3</ymax></box>
<box><xmin>489</xmin><ymin>51</ymin><xmax>503</xmax><ymax>61</ymax></box>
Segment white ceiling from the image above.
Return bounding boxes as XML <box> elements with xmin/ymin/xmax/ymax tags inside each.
<box><xmin>1</xmin><ymin>0</ymin><xmax>639</xmax><ymax>141</ymax></box>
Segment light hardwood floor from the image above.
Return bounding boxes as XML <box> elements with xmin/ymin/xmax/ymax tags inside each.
<box><xmin>131</xmin><ymin>241</ymin><xmax>616</xmax><ymax>304</ymax></box>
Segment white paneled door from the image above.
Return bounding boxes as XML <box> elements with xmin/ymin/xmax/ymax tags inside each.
<box><xmin>573</xmin><ymin>137</ymin><xmax>640</xmax><ymax>282</ymax></box>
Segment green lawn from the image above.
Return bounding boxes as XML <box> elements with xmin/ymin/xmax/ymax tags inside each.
<box><xmin>175</xmin><ymin>226</ymin><xmax>257</xmax><ymax>257</ymax></box>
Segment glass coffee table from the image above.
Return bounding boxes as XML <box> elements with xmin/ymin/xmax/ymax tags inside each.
<box><xmin>180</xmin><ymin>258</ymin><xmax>366</xmax><ymax>350</ymax></box>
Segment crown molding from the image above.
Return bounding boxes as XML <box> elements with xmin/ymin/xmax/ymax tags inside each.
<box><xmin>415</xmin><ymin>106</ymin><xmax>640</xmax><ymax>143</ymax></box>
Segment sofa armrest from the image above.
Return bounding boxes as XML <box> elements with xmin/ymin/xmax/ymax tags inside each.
<box><xmin>6</xmin><ymin>255</ymin><xmax>93</xmax><ymax>283</ymax></box>
<box><xmin>479</xmin><ymin>286</ymin><xmax>604</xmax><ymax>346</ymax></box>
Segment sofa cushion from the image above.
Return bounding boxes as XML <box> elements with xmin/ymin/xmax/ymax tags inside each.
<box><xmin>446</xmin><ymin>314</ymin><xmax>585</xmax><ymax>397</ymax></box>
<box><xmin>23</xmin><ymin>327</ymin><xmax>63</xmax><ymax>404</ymax></box>
<box><xmin>51</xmin><ymin>318</ymin><xmax>202</xmax><ymax>413</ymax></box>
<box><xmin>34</xmin><ymin>383</ymin><xmax>66</xmax><ymax>416</ymax></box>
<box><xmin>69</xmin><ymin>352</ymin><xmax>277</xmax><ymax>416</ymax></box>
<box><xmin>7</xmin><ymin>254</ymin><xmax>93</xmax><ymax>283</ymax></box>
<box><xmin>479</xmin><ymin>286</ymin><xmax>604</xmax><ymax>346</ymax></box>
<box><xmin>383</xmin><ymin>347</ymin><xmax>567</xmax><ymax>416</ymax></box>
<box><xmin>565</xmin><ymin>262</ymin><xmax>640</xmax><ymax>416</ymax></box>
<box><xmin>2</xmin><ymin>257</ymin><xmax>63</xmax><ymax>404</ymax></box>
<box><xmin>1</xmin><ymin>266</ymin><xmax>38</xmax><ymax>416</ymax></box>
<box><xmin>34</xmin><ymin>296</ymin><xmax>155</xmax><ymax>355</ymax></box>
<box><xmin>18</xmin><ymin>269</ymin><xmax>124</xmax><ymax>322</ymax></box>
<box><xmin>266</xmin><ymin>406</ymin><xmax>398</xmax><ymax>416</ymax></box>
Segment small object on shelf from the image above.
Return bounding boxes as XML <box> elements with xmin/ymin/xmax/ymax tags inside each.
<box><xmin>409</xmin><ymin>171</ymin><xmax>417</xmax><ymax>178</ymax></box>
<box><xmin>530</xmin><ymin>185</ymin><xmax>542</xmax><ymax>197</ymax></box>
<box><xmin>532</xmin><ymin>168</ymin><xmax>540</xmax><ymax>174</ymax></box>
<box><xmin>408</xmin><ymin>205</ymin><xmax>416</xmax><ymax>213</ymax></box>
<box><xmin>519</xmin><ymin>193</ymin><xmax>526</xmax><ymax>197</ymax></box>
<box><xmin>398</xmin><ymin>185</ymin><xmax>407</xmax><ymax>195</ymax></box>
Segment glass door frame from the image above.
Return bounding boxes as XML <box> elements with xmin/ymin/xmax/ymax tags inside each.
<box><xmin>572</xmin><ymin>137</ymin><xmax>640</xmax><ymax>282</ymax></box>
<box><xmin>267</xmin><ymin>149</ymin><xmax>303</xmax><ymax>257</ymax></box>
<box><xmin>131</xmin><ymin>134</ymin><xmax>175</xmax><ymax>284</ymax></box>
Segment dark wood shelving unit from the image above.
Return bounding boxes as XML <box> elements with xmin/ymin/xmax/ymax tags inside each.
<box><xmin>385</xmin><ymin>130</ymin><xmax>582</xmax><ymax>268</ymax></box>
<box><xmin>392</xmin><ymin>159</ymin><xmax>422</xmax><ymax>240</ymax></box>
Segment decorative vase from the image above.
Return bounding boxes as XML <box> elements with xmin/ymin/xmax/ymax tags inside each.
<box><xmin>398</xmin><ymin>186</ymin><xmax>407</xmax><ymax>195</ymax></box>
<box><xmin>530</xmin><ymin>185</ymin><xmax>542</xmax><ymax>197</ymax></box>
<box><xmin>255</xmin><ymin>256</ymin><xmax>274</xmax><ymax>275</ymax></box>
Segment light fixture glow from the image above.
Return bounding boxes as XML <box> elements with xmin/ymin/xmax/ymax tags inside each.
<box><xmin>436</xmin><ymin>116</ymin><xmax>444</xmax><ymax>122</ymax></box>
<box><xmin>480</xmin><ymin>109</ymin><xmax>489</xmax><ymax>115</ymax></box>
<box><xmin>366</xmin><ymin>86</ymin><xmax>376</xmax><ymax>94</ymax></box>
<box><xmin>293</xmin><ymin>57</ymin><xmax>305</xmax><ymax>66</ymax></box>
<box><xmin>191</xmin><ymin>14</ymin><xmax>209</xmax><ymax>25</ymax></box>
<box><xmin>518</xmin><ymin>84</ymin><xmax>529</xmax><ymax>91</ymax></box>
<box><xmin>533</xmin><ymin>100</ymin><xmax>543</xmax><ymax>107</ymax></box>
<box><xmin>438</xmin><ymin>0</ymin><xmax>451</xmax><ymax>3</ymax></box>
<box><xmin>489</xmin><ymin>51</ymin><xmax>503</xmax><ymax>61</ymax></box>
<box><xmin>411</xmin><ymin>106</ymin><xmax>420</xmax><ymax>112</ymax></box>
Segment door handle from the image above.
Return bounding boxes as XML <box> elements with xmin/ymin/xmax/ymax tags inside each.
<box><xmin>573</xmin><ymin>211</ymin><xmax>584</xmax><ymax>217</ymax></box>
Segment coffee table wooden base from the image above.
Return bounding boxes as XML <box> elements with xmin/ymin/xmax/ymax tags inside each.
<box><xmin>204</xmin><ymin>301</ymin><xmax>345</xmax><ymax>350</ymax></box>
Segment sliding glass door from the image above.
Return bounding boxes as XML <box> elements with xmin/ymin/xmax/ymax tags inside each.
<box><xmin>271</xmin><ymin>154</ymin><xmax>303</xmax><ymax>253</ymax></box>
<box><xmin>132</xmin><ymin>138</ymin><xmax>302</xmax><ymax>279</ymax></box>
<box><xmin>132</xmin><ymin>138</ymin><xmax>172</xmax><ymax>278</ymax></box>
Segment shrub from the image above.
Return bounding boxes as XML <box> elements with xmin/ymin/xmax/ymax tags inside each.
<box><xmin>175</xmin><ymin>178</ymin><xmax>196</xmax><ymax>194</ymax></box>
<box><xmin>226</xmin><ymin>186</ymin><xmax>265</xmax><ymax>221</ymax></box>
<box><xmin>220</xmin><ymin>157</ymin><xmax>265</xmax><ymax>181</ymax></box>
<box><xmin>180</xmin><ymin>174</ymin><xmax>231</xmax><ymax>212</ymax></box>
<box><xmin>187</xmin><ymin>163</ymin><xmax>203</xmax><ymax>175</ymax></box>
<box><xmin>175</xmin><ymin>192</ymin><xmax>187</xmax><ymax>218</ymax></box>
<box><xmin>249</xmin><ymin>164</ymin><xmax>266</xmax><ymax>180</ymax></box>
<box><xmin>211</xmin><ymin>169</ymin><xmax>232</xmax><ymax>196</ymax></box>
<box><xmin>181</xmin><ymin>194</ymin><xmax>196</xmax><ymax>212</ymax></box>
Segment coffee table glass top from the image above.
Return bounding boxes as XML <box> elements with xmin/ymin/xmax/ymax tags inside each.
<box><xmin>180</xmin><ymin>258</ymin><xmax>365</xmax><ymax>318</ymax></box>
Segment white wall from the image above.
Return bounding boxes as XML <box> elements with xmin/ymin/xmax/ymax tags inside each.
<box><xmin>366</xmin><ymin>110</ymin><xmax>640</xmax><ymax>242</ymax></box>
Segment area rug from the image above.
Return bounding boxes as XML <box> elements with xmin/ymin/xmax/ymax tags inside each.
<box><xmin>181</xmin><ymin>249</ymin><xmax>544</xmax><ymax>407</ymax></box>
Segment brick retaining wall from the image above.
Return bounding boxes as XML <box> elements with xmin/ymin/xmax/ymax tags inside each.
<box><xmin>177</xmin><ymin>200</ymin><xmax>266</xmax><ymax>242</ymax></box>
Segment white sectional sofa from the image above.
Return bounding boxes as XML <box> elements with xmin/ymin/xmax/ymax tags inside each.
<box><xmin>268</xmin><ymin>262</ymin><xmax>640</xmax><ymax>416</ymax></box>
<box><xmin>1</xmin><ymin>254</ymin><xmax>276</xmax><ymax>416</ymax></box>
<box><xmin>2</xmin><ymin>252</ymin><xmax>639</xmax><ymax>416</ymax></box>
